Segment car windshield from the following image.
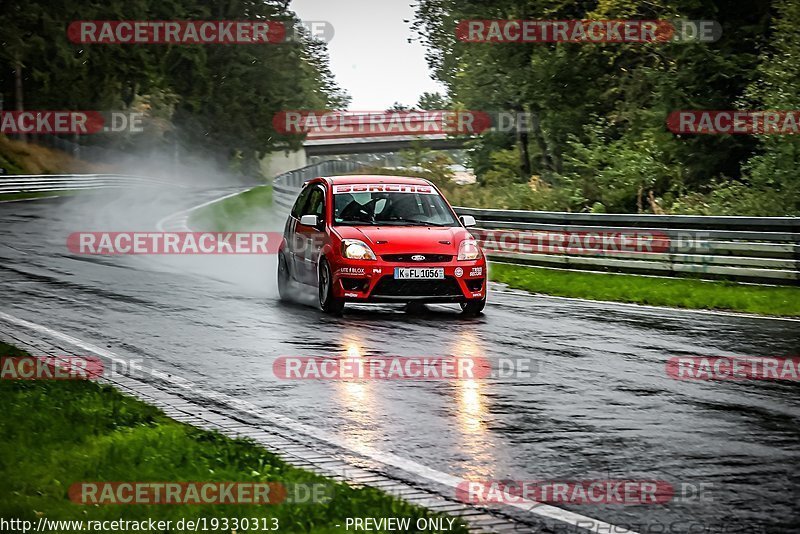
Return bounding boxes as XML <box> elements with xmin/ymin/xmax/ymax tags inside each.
<box><xmin>333</xmin><ymin>190</ymin><xmax>459</xmax><ymax>227</ymax></box>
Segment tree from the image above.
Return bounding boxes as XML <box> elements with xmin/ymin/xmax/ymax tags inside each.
<box><xmin>740</xmin><ymin>0</ymin><xmax>800</xmax><ymax>215</ymax></box>
<box><xmin>0</xmin><ymin>0</ymin><xmax>348</xmax><ymax>176</ymax></box>
<box><xmin>386</xmin><ymin>102</ymin><xmax>413</xmax><ymax>111</ymax></box>
<box><xmin>417</xmin><ymin>91</ymin><xmax>450</xmax><ymax>109</ymax></box>
<box><xmin>413</xmin><ymin>0</ymin><xmax>775</xmax><ymax>213</ymax></box>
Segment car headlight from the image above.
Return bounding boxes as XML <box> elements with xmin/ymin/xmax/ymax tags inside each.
<box><xmin>458</xmin><ymin>239</ymin><xmax>481</xmax><ymax>261</ymax></box>
<box><xmin>342</xmin><ymin>239</ymin><xmax>377</xmax><ymax>260</ymax></box>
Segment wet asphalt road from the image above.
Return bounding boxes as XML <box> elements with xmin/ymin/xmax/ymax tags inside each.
<box><xmin>1</xmin><ymin>188</ymin><xmax>798</xmax><ymax>533</ymax></box>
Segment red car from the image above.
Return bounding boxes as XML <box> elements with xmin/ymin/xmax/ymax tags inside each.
<box><xmin>277</xmin><ymin>175</ymin><xmax>487</xmax><ymax>315</ymax></box>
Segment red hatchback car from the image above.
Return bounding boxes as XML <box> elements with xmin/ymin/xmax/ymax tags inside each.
<box><xmin>277</xmin><ymin>175</ymin><xmax>487</xmax><ymax>315</ymax></box>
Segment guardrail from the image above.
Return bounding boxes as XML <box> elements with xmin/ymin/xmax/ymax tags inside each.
<box><xmin>272</xmin><ymin>162</ymin><xmax>799</xmax><ymax>285</ymax></box>
<box><xmin>0</xmin><ymin>174</ymin><xmax>181</xmax><ymax>195</ymax></box>
<box><xmin>459</xmin><ymin>207</ymin><xmax>799</xmax><ymax>285</ymax></box>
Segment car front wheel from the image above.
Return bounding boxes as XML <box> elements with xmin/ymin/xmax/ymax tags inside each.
<box><xmin>318</xmin><ymin>258</ymin><xmax>345</xmax><ymax>314</ymax></box>
<box><xmin>277</xmin><ymin>252</ymin><xmax>291</xmax><ymax>302</ymax></box>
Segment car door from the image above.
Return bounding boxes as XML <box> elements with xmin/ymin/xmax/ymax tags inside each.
<box><xmin>296</xmin><ymin>184</ymin><xmax>326</xmax><ymax>285</ymax></box>
<box><xmin>286</xmin><ymin>184</ymin><xmax>313</xmax><ymax>279</ymax></box>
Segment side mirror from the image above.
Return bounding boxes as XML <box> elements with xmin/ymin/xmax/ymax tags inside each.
<box><xmin>299</xmin><ymin>214</ymin><xmax>319</xmax><ymax>227</ymax></box>
<box><xmin>460</xmin><ymin>215</ymin><xmax>477</xmax><ymax>227</ymax></box>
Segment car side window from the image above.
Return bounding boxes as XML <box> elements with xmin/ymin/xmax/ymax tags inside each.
<box><xmin>291</xmin><ymin>185</ymin><xmax>313</xmax><ymax>219</ymax></box>
<box><xmin>302</xmin><ymin>186</ymin><xmax>325</xmax><ymax>220</ymax></box>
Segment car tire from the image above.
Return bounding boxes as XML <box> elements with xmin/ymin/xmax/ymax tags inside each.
<box><xmin>460</xmin><ymin>298</ymin><xmax>486</xmax><ymax>316</ymax></box>
<box><xmin>277</xmin><ymin>252</ymin><xmax>292</xmax><ymax>302</ymax></box>
<box><xmin>318</xmin><ymin>258</ymin><xmax>345</xmax><ymax>314</ymax></box>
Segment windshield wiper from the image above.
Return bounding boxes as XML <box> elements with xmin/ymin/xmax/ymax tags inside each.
<box><xmin>336</xmin><ymin>219</ymin><xmax>379</xmax><ymax>226</ymax></box>
<box><xmin>380</xmin><ymin>219</ymin><xmax>452</xmax><ymax>227</ymax></box>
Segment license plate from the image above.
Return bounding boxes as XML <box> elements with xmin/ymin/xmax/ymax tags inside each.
<box><xmin>394</xmin><ymin>267</ymin><xmax>444</xmax><ymax>279</ymax></box>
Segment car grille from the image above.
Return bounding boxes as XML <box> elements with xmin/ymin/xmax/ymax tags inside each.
<box><xmin>381</xmin><ymin>253</ymin><xmax>453</xmax><ymax>263</ymax></box>
<box><xmin>371</xmin><ymin>277</ymin><xmax>462</xmax><ymax>297</ymax></box>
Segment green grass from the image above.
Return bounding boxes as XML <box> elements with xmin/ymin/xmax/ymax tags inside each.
<box><xmin>0</xmin><ymin>342</ymin><xmax>468</xmax><ymax>533</ymax></box>
<box><xmin>189</xmin><ymin>185</ymin><xmax>273</xmax><ymax>231</ymax></box>
<box><xmin>0</xmin><ymin>190</ymin><xmax>79</xmax><ymax>202</ymax></box>
<box><xmin>489</xmin><ymin>262</ymin><xmax>800</xmax><ymax>317</ymax></box>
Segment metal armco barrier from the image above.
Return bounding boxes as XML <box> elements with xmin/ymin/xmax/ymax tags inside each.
<box><xmin>0</xmin><ymin>174</ymin><xmax>181</xmax><ymax>195</ymax></box>
<box><xmin>458</xmin><ymin>207</ymin><xmax>799</xmax><ymax>285</ymax></box>
<box><xmin>273</xmin><ymin>162</ymin><xmax>799</xmax><ymax>286</ymax></box>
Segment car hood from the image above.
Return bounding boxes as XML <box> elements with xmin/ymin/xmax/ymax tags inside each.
<box><xmin>334</xmin><ymin>225</ymin><xmax>473</xmax><ymax>255</ymax></box>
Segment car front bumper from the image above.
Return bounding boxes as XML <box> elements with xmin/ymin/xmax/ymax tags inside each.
<box><xmin>329</xmin><ymin>258</ymin><xmax>487</xmax><ymax>303</ymax></box>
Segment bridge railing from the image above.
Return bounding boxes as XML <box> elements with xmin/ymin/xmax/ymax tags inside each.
<box><xmin>271</xmin><ymin>163</ymin><xmax>799</xmax><ymax>285</ymax></box>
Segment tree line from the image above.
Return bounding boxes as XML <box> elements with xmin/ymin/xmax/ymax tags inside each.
<box><xmin>0</xmin><ymin>0</ymin><xmax>347</xmax><ymax>175</ymax></box>
<box><xmin>412</xmin><ymin>0</ymin><xmax>799</xmax><ymax>215</ymax></box>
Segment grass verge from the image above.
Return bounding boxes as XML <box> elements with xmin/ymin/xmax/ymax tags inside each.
<box><xmin>188</xmin><ymin>185</ymin><xmax>273</xmax><ymax>231</ymax></box>
<box><xmin>490</xmin><ymin>262</ymin><xmax>800</xmax><ymax>317</ymax></box>
<box><xmin>0</xmin><ymin>342</ymin><xmax>468</xmax><ymax>533</ymax></box>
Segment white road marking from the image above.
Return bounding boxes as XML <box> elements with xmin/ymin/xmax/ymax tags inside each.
<box><xmin>0</xmin><ymin>310</ymin><xmax>637</xmax><ymax>534</ymax></box>
<box><xmin>155</xmin><ymin>188</ymin><xmax>255</xmax><ymax>232</ymax></box>
<box><xmin>0</xmin><ymin>195</ymin><xmax>66</xmax><ymax>204</ymax></box>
